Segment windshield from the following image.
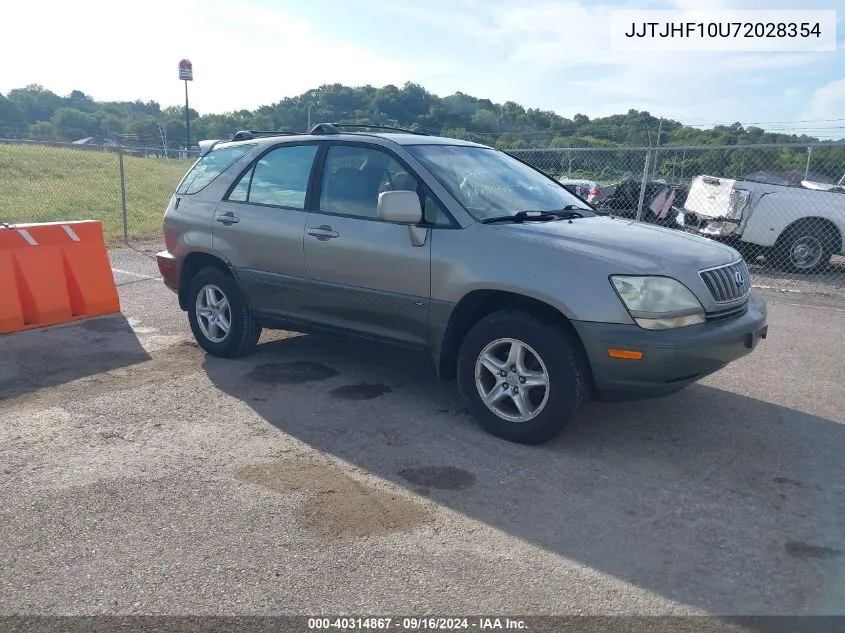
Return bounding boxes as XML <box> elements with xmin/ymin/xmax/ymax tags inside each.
<box><xmin>406</xmin><ymin>145</ymin><xmax>594</xmax><ymax>221</ymax></box>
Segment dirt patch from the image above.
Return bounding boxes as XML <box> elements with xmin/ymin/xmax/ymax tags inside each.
<box><xmin>397</xmin><ymin>466</ymin><xmax>476</xmax><ymax>491</ymax></box>
<box><xmin>330</xmin><ymin>383</ymin><xmax>392</xmax><ymax>401</ymax></box>
<box><xmin>236</xmin><ymin>461</ymin><xmax>431</xmax><ymax>539</ymax></box>
<box><xmin>784</xmin><ymin>541</ymin><xmax>843</xmax><ymax>559</ymax></box>
<box><xmin>245</xmin><ymin>362</ymin><xmax>338</xmax><ymax>385</ymax></box>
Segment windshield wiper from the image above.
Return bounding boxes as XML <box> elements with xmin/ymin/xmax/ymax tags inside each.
<box><xmin>480</xmin><ymin>206</ymin><xmax>595</xmax><ymax>224</ymax></box>
<box><xmin>559</xmin><ymin>204</ymin><xmax>609</xmax><ymax>217</ymax></box>
<box><xmin>526</xmin><ymin>206</ymin><xmax>592</xmax><ymax>218</ymax></box>
<box><xmin>480</xmin><ymin>210</ymin><xmax>561</xmax><ymax>224</ymax></box>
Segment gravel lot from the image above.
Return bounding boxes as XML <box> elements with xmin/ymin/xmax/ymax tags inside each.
<box><xmin>1</xmin><ymin>245</ymin><xmax>844</xmax><ymax>618</ymax></box>
<box><xmin>748</xmin><ymin>255</ymin><xmax>845</xmax><ymax>299</ymax></box>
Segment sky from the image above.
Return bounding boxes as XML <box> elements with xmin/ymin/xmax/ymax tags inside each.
<box><xmin>1</xmin><ymin>0</ymin><xmax>844</xmax><ymax>137</ymax></box>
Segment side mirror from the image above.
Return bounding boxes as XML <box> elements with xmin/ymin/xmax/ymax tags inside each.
<box><xmin>377</xmin><ymin>190</ymin><xmax>422</xmax><ymax>224</ymax></box>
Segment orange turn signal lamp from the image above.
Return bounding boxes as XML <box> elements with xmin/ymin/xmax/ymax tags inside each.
<box><xmin>607</xmin><ymin>348</ymin><xmax>643</xmax><ymax>360</ymax></box>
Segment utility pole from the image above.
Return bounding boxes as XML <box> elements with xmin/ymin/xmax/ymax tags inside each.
<box><xmin>653</xmin><ymin>117</ymin><xmax>663</xmax><ymax>180</ymax></box>
<box><xmin>636</xmin><ymin>150</ymin><xmax>651</xmax><ymax>221</ymax></box>
<box><xmin>307</xmin><ymin>103</ymin><xmax>312</xmax><ymax>131</ymax></box>
<box><xmin>804</xmin><ymin>147</ymin><xmax>812</xmax><ymax>181</ymax></box>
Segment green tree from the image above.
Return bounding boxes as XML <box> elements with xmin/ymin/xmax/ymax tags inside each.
<box><xmin>0</xmin><ymin>94</ymin><xmax>24</xmax><ymax>127</ymax></box>
<box><xmin>7</xmin><ymin>84</ymin><xmax>63</xmax><ymax>123</ymax></box>
<box><xmin>2</xmin><ymin>80</ymin><xmax>843</xmax><ymax>152</ymax></box>
<box><xmin>51</xmin><ymin>107</ymin><xmax>97</xmax><ymax>140</ymax></box>
<box><xmin>28</xmin><ymin>121</ymin><xmax>53</xmax><ymax>139</ymax></box>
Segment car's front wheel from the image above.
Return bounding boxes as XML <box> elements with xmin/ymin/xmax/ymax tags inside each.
<box><xmin>186</xmin><ymin>266</ymin><xmax>262</xmax><ymax>358</ymax></box>
<box><xmin>456</xmin><ymin>311</ymin><xmax>591</xmax><ymax>444</ymax></box>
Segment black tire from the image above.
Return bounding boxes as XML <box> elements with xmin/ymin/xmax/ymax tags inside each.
<box><xmin>186</xmin><ymin>266</ymin><xmax>262</xmax><ymax>358</ymax></box>
<box><xmin>456</xmin><ymin>311</ymin><xmax>591</xmax><ymax>445</ymax></box>
<box><xmin>773</xmin><ymin>221</ymin><xmax>839</xmax><ymax>274</ymax></box>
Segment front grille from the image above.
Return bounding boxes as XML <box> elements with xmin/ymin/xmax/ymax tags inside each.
<box><xmin>699</xmin><ymin>260</ymin><xmax>751</xmax><ymax>303</ymax></box>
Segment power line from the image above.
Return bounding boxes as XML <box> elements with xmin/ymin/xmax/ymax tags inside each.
<box><xmin>677</xmin><ymin>117</ymin><xmax>845</xmax><ymax>129</ymax></box>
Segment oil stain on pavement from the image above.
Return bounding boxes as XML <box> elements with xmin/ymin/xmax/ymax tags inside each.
<box><xmin>330</xmin><ymin>383</ymin><xmax>392</xmax><ymax>401</ymax></box>
<box><xmin>397</xmin><ymin>466</ymin><xmax>476</xmax><ymax>491</ymax></box>
<box><xmin>245</xmin><ymin>362</ymin><xmax>338</xmax><ymax>385</ymax></box>
<box><xmin>235</xmin><ymin>461</ymin><xmax>432</xmax><ymax>539</ymax></box>
<box><xmin>784</xmin><ymin>541</ymin><xmax>843</xmax><ymax>559</ymax></box>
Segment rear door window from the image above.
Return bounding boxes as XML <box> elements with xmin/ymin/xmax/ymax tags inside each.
<box><xmin>226</xmin><ymin>144</ymin><xmax>320</xmax><ymax>209</ymax></box>
<box><xmin>176</xmin><ymin>144</ymin><xmax>254</xmax><ymax>195</ymax></box>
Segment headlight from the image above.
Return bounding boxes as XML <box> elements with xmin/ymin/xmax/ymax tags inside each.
<box><xmin>727</xmin><ymin>189</ymin><xmax>751</xmax><ymax>220</ymax></box>
<box><xmin>610</xmin><ymin>276</ymin><xmax>705</xmax><ymax>330</ymax></box>
<box><xmin>699</xmin><ymin>220</ymin><xmax>739</xmax><ymax>237</ymax></box>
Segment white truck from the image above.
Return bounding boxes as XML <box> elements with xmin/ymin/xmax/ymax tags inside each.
<box><xmin>677</xmin><ymin>173</ymin><xmax>845</xmax><ymax>273</ymax></box>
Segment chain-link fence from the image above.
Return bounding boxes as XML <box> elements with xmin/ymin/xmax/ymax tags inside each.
<box><xmin>2</xmin><ymin>134</ymin><xmax>845</xmax><ymax>295</ymax></box>
<box><xmin>0</xmin><ymin>136</ymin><xmax>198</xmax><ymax>251</ymax></box>
<box><xmin>510</xmin><ymin>143</ymin><xmax>845</xmax><ymax>296</ymax></box>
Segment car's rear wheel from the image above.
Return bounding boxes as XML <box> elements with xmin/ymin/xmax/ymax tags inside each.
<box><xmin>456</xmin><ymin>311</ymin><xmax>590</xmax><ymax>444</ymax></box>
<box><xmin>187</xmin><ymin>267</ymin><xmax>261</xmax><ymax>358</ymax></box>
<box><xmin>773</xmin><ymin>221</ymin><xmax>839</xmax><ymax>274</ymax></box>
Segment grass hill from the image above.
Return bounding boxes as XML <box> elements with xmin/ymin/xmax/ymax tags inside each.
<box><xmin>0</xmin><ymin>143</ymin><xmax>191</xmax><ymax>243</ymax></box>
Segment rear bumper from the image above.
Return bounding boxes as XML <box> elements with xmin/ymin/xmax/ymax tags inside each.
<box><xmin>572</xmin><ymin>294</ymin><xmax>768</xmax><ymax>401</ymax></box>
<box><xmin>155</xmin><ymin>250</ymin><xmax>179</xmax><ymax>295</ymax></box>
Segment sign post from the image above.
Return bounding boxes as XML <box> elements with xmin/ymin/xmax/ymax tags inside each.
<box><xmin>178</xmin><ymin>59</ymin><xmax>193</xmax><ymax>153</ymax></box>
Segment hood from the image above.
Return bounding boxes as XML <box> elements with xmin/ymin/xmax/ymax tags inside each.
<box><xmin>494</xmin><ymin>216</ymin><xmax>738</xmax><ymax>274</ymax></box>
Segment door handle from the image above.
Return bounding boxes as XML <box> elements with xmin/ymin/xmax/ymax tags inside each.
<box><xmin>216</xmin><ymin>212</ymin><xmax>240</xmax><ymax>224</ymax></box>
<box><xmin>307</xmin><ymin>225</ymin><xmax>339</xmax><ymax>240</ymax></box>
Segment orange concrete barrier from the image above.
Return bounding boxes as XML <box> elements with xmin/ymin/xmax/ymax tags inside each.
<box><xmin>0</xmin><ymin>221</ymin><xmax>120</xmax><ymax>334</ymax></box>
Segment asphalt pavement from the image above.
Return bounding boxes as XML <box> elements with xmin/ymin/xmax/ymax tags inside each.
<box><xmin>1</xmin><ymin>245</ymin><xmax>844</xmax><ymax>617</ymax></box>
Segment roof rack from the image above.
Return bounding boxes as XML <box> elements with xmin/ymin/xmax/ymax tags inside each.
<box><xmin>230</xmin><ymin>129</ymin><xmax>304</xmax><ymax>142</ymax></box>
<box><xmin>230</xmin><ymin>123</ymin><xmax>431</xmax><ymax>143</ymax></box>
<box><xmin>308</xmin><ymin>123</ymin><xmax>430</xmax><ymax>136</ymax></box>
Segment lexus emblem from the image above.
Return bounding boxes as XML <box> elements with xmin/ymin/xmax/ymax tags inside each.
<box><xmin>734</xmin><ymin>271</ymin><xmax>745</xmax><ymax>285</ymax></box>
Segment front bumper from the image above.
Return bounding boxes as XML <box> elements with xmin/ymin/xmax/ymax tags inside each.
<box><xmin>572</xmin><ymin>294</ymin><xmax>768</xmax><ymax>401</ymax></box>
<box><xmin>675</xmin><ymin>210</ymin><xmax>741</xmax><ymax>240</ymax></box>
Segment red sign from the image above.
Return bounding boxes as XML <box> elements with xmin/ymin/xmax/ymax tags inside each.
<box><xmin>178</xmin><ymin>59</ymin><xmax>193</xmax><ymax>81</ymax></box>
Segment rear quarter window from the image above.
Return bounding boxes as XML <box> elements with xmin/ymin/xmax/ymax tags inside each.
<box><xmin>176</xmin><ymin>144</ymin><xmax>255</xmax><ymax>195</ymax></box>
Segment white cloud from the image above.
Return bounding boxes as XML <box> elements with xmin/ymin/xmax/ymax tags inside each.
<box><xmin>0</xmin><ymin>0</ymin><xmax>443</xmax><ymax>113</ymax></box>
<box><xmin>805</xmin><ymin>79</ymin><xmax>845</xmax><ymax>119</ymax></box>
<box><xmin>379</xmin><ymin>1</ymin><xmax>499</xmax><ymax>39</ymax></box>
<box><xmin>453</xmin><ymin>0</ymin><xmax>839</xmax><ymax>122</ymax></box>
<box><xmin>1</xmin><ymin>0</ymin><xmax>841</xmax><ymax>127</ymax></box>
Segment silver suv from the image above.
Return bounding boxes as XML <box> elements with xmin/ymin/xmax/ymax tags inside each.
<box><xmin>156</xmin><ymin>123</ymin><xmax>768</xmax><ymax>444</ymax></box>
